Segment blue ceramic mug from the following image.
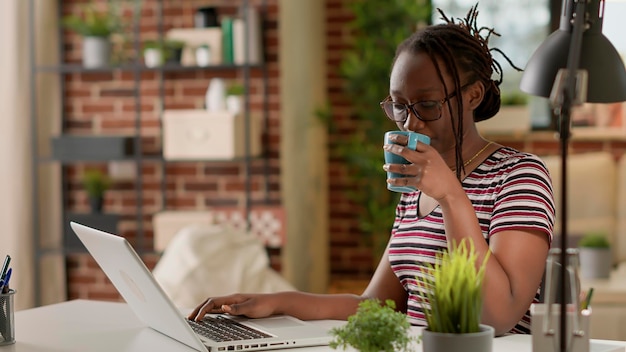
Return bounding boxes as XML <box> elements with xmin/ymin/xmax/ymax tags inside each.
<box><xmin>384</xmin><ymin>131</ymin><xmax>431</xmax><ymax>193</ymax></box>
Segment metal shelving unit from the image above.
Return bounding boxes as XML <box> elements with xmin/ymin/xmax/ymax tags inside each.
<box><xmin>30</xmin><ymin>0</ymin><xmax>269</xmax><ymax>306</ymax></box>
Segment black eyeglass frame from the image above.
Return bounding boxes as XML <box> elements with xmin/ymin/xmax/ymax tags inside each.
<box><xmin>379</xmin><ymin>83</ymin><xmax>473</xmax><ymax>122</ymax></box>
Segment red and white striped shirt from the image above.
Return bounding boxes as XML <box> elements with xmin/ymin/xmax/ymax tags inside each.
<box><xmin>389</xmin><ymin>147</ymin><xmax>555</xmax><ymax>334</ymax></box>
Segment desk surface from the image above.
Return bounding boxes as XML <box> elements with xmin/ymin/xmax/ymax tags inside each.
<box><xmin>6</xmin><ymin>300</ymin><xmax>626</xmax><ymax>352</ymax></box>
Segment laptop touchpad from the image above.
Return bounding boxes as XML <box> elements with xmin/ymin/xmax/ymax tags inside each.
<box><xmin>250</xmin><ymin>317</ymin><xmax>305</xmax><ymax>329</ymax></box>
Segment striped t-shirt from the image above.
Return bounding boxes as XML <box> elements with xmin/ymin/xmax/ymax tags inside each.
<box><xmin>388</xmin><ymin>146</ymin><xmax>555</xmax><ymax>334</ymax></box>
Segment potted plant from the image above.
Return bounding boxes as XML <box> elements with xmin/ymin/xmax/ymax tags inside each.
<box><xmin>195</xmin><ymin>44</ymin><xmax>212</xmax><ymax>67</ymax></box>
<box><xmin>164</xmin><ymin>39</ymin><xmax>186</xmax><ymax>64</ymax></box>
<box><xmin>329</xmin><ymin>299</ymin><xmax>416</xmax><ymax>352</ymax></box>
<box><xmin>143</xmin><ymin>40</ymin><xmax>165</xmax><ymax>68</ymax></box>
<box><xmin>225</xmin><ymin>83</ymin><xmax>245</xmax><ymax>114</ymax></box>
<box><xmin>62</xmin><ymin>2</ymin><xmax>118</xmax><ymax>68</ymax></box>
<box><xmin>416</xmin><ymin>239</ymin><xmax>494</xmax><ymax>352</ymax></box>
<box><xmin>578</xmin><ymin>232</ymin><xmax>612</xmax><ymax>279</ymax></box>
<box><xmin>143</xmin><ymin>40</ymin><xmax>186</xmax><ymax>67</ymax></box>
<box><xmin>82</xmin><ymin>169</ymin><xmax>111</xmax><ymax>213</ymax></box>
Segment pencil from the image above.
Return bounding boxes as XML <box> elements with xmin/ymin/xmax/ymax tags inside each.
<box><xmin>582</xmin><ymin>287</ymin><xmax>594</xmax><ymax>310</ymax></box>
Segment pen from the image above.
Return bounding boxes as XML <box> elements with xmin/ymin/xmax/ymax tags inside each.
<box><xmin>582</xmin><ymin>287</ymin><xmax>594</xmax><ymax>310</ymax></box>
<box><xmin>0</xmin><ymin>255</ymin><xmax>10</xmax><ymax>280</ymax></box>
<box><xmin>2</xmin><ymin>268</ymin><xmax>11</xmax><ymax>294</ymax></box>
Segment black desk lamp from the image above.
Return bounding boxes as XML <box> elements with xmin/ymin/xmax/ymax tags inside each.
<box><xmin>520</xmin><ymin>1</ymin><xmax>626</xmax><ymax>351</ymax></box>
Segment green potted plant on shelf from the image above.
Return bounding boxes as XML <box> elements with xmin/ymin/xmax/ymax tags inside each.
<box><xmin>225</xmin><ymin>83</ymin><xmax>245</xmax><ymax>114</ymax></box>
<box><xmin>143</xmin><ymin>39</ymin><xmax>186</xmax><ymax>67</ymax></box>
<box><xmin>329</xmin><ymin>299</ymin><xmax>416</xmax><ymax>352</ymax></box>
<box><xmin>164</xmin><ymin>39</ymin><xmax>186</xmax><ymax>64</ymax></box>
<box><xmin>143</xmin><ymin>40</ymin><xmax>165</xmax><ymax>68</ymax></box>
<box><xmin>62</xmin><ymin>1</ymin><xmax>119</xmax><ymax>68</ymax></box>
<box><xmin>82</xmin><ymin>169</ymin><xmax>111</xmax><ymax>213</ymax></box>
<box><xmin>578</xmin><ymin>231</ymin><xmax>612</xmax><ymax>279</ymax></box>
<box><xmin>416</xmin><ymin>238</ymin><xmax>494</xmax><ymax>352</ymax></box>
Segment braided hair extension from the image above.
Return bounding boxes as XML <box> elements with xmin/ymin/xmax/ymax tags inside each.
<box><xmin>393</xmin><ymin>3</ymin><xmax>522</xmax><ymax>178</ymax></box>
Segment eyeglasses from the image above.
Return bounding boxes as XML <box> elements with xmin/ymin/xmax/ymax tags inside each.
<box><xmin>379</xmin><ymin>84</ymin><xmax>471</xmax><ymax>122</ymax></box>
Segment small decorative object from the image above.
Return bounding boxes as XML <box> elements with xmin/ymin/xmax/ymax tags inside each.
<box><xmin>225</xmin><ymin>83</ymin><xmax>245</xmax><ymax>114</ymax></box>
<box><xmin>416</xmin><ymin>238</ymin><xmax>494</xmax><ymax>352</ymax></box>
<box><xmin>62</xmin><ymin>2</ymin><xmax>117</xmax><ymax>68</ymax></box>
<box><xmin>81</xmin><ymin>169</ymin><xmax>111</xmax><ymax>213</ymax></box>
<box><xmin>194</xmin><ymin>7</ymin><xmax>219</xmax><ymax>28</ymax></box>
<box><xmin>164</xmin><ymin>39</ymin><xmax>185</xmax><ymax>64</ymax></box>
<box><xmin>329</xmin><ymin>299</ymin><xmax>415</xmax><ymax>352</ymax></box>
<box><xmin>143</xmin><ymin>40</ymin><xmax>164</xmax><ymax>68</ymax></box>
<box><xmin>206</xmin><ymin>78</ymin><xmax>226</xmax><ymax>112</ymax></box>
<box><xmin>578</xmin><ymin>232</ymin><xmax>612</xmax><ymax>279</ymax></box>
<box><xmin>143</xmin><ymin>40</ymin><xmax>185</xmax><ymax>67</ymax></box>
<box><xmin>195</xmin><ymin>44</ymin><xmax>212</xmax><ymax>67</ymax></box>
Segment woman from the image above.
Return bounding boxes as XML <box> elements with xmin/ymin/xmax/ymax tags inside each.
<box><xmin>189</xmin><ymin>5</ymin><xmax>555</xmax><ymax>336</ymax></box>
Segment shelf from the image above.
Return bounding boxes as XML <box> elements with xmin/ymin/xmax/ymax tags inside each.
<box><xmin>31</xmin><ymin>0</ymin><xmax>271</xmax><ymax>306</ymax></box>
<box><xmin>37</xmin><ymin>155</ymin><xmax>263</xmax><ymax>164</ymax></box>
<box><xmin>64</xmin><ymin>213</ymin><xmax>122</xmax><ymax>252</ymax></box>
<box><xmin>484</xmin><ymin>129</ymin><xmax>626</xmax><ymax>142</ymax></box>
<box><xmin>35</xmin><ymin>63</ymin><xmax>264</xmax><ymax>74</ymax></box>
<box><xmin>51</xmin><ymin>135</ymin><xmax>135</xmax><ymax>162</ymax></box>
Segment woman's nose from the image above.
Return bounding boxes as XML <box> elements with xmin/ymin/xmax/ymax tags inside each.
<box><xmin>403</xmin><ymin>109</ymin><xmax>426</xmax><ymax>131</ymax></box>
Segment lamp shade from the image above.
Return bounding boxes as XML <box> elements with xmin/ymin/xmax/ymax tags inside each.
<box><xmin>520</xmin><ymin>0</ymin><xmax>626</xmax><ymax>103</ymax></box>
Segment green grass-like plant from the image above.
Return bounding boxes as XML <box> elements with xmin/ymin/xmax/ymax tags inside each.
<box><xmin>500</xmin><ymin>91</ymin><xmax>529</xmax><ymax>106</ymax></box>
<box><xmin>329</xmin><ymin>299</ymin><xmax>415</xmax><ymax>352</ymax></box>
<box><xmin>82</xmin><ymin>169</ymin><xmax>111</xmax><ymax>199</ymax></box>
<box><xmin>416</xmin><ymin>238</ymin><xmax>489</xmax><ymax>334</ymax></box>
<box><xmin>226</xmin><ymin>84</ymin><xmax>245</xmax><ymax>96</ymax></box>
<box><xmin>62</xmin><ymin>2</ymin><xmax>118</xmax><ymax>37</ymax></box>
<box><xmin>578</xmin><ymin>232</ymin><xmax>610</xmax><ymax>248</ymax></box>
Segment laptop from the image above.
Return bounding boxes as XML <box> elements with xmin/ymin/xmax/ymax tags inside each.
<box><xmin>70</xmin><ymin>221</ymin><xmax>332</xmax><ymax>352</ymax></box>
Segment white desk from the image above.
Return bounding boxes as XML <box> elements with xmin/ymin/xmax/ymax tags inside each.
<box><xmin>5</xmin><ymin>300</ymin><xmax>626</xmax><ymax>352</ymax></box>
<box><xmin>581</xmin><ymin>263</ymin><xmax>626</xmax><ymax>340</ymax></box>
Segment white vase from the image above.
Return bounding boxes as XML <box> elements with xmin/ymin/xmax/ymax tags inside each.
<box><xmin>206</xmin><ymin>78</ymin><xmax>226</xmax><ymax>112</ymax></box>
<box><xmin>82</xmin><ymin>36</ymin><xmax>110</xmax><ymax>68</ymax></box>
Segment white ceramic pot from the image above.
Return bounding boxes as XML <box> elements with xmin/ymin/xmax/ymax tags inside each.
<box><xmin>82</xmin><ymin>36</ymin><xmax>111</xmax><ymax>68</ymax></box>
<box><xmin>421</xmin><ymin>324</ymin><xmax>494</xmax><ymax>352</ymax></box>
<box><xmin>579</xmin><ymin>247</ymin><xmax>612</xmax><ymax>279</ymax></box>
<box><xmin>226</xmin><ymin>95</ymin><xmax>242</xmax><ymax>114</ymax></box>
<box><xmin>195</xmin><ymin>46</ymin><xmax>212</xmax><ymax>67</ymax></box>
<box><xmin>144</xmin><ymin>48</ymin><xmax>163</xmax><ymax>68</ymax></box>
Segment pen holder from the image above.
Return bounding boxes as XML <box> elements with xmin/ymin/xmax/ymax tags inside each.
<box><xmin>0</xmin><ymin>289</ymin><xmax>16</xmax><ymax>345</ymax></box>
<box><xmin>531</xmin><ymin>303</ymin><xmax>590</xmax><ymax>352</ymax></box>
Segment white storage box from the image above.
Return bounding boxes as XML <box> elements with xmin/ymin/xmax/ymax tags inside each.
<box><xmin>162</xmin><ymin>109</ymin><xmax>261</xmax><ymax>160</ymax></box>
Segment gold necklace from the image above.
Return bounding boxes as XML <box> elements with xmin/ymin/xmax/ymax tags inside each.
<box><xmin>451</xmin><ymin>141</ymin><xmax>494</xmax><ymax>170</ymax></box>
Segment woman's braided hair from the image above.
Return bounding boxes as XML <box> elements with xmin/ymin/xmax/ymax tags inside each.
<box><xmin>393</xmin><ymin>3</ymin><xmax>522</xmax><ymax>177</ymax></box>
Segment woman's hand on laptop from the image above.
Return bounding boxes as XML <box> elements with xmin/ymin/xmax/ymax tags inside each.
<box><xmin>188</xmin><ymin>293</ymin><xmax>277</xmax><ymax>322</ymax></box>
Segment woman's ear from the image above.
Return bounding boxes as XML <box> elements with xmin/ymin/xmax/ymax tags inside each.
<box><xmin>465</xmin><ymin>81</ymin><xmax>485</xmax><ymax>110</ymax></box>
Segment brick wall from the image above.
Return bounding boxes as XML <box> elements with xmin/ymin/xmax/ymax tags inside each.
<box><xmin>62</xmin><ymin>0</ymin><xmax>281</xmax><ymax>300</ymax></box>
<box><xmin>60</xmin><ymin>0</ymin><xmax>626</xmax><ymax>301</ymax></box>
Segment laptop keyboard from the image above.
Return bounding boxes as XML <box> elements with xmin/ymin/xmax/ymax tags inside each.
<box><xmin>187</xmin><ymin>316</ymin><xmax>272</xmax><ymax>342</ymax></box>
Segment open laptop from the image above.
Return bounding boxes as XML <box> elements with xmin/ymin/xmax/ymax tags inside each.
<box><xmin>70</xmin><ymin>221</ymin><xmax>332</xmax><ymax>352</ymax></box>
